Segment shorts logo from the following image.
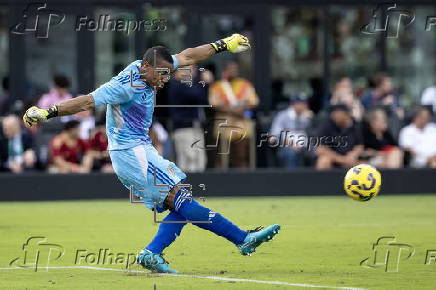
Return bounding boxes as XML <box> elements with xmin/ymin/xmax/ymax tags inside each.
<box><xmin>167</xmin><ymin>166</ymin><xmax>176</xmax><ymax>178</ymax></box>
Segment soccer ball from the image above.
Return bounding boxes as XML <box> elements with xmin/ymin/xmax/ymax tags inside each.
<box><xmin>344</xmin><ymin>164</ymin><xmax>381</xmax><ymax>201</ymax></box>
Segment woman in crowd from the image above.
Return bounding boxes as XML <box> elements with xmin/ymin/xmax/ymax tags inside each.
<box><xmin>362</xmin><ymin>108</ymin><xmax>403</xmax><ymax>168</ymax></box>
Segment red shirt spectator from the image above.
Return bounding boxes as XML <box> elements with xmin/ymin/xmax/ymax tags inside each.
<box><xmin>88</xmin><ymin>124</ymin><xmax>113</xmax><ymax>173</ymax></box>
<box><xmin>90</xmin><ymin>130</ymin><xmax>108</xmax><ymax>152</ymax></box>
<box><xmin>49</xmin><ymin>120</ymin><xmax>93</xmax><ymax>173</ymax></box>
<box><xmin>51</xmin><ymin>137</ymin><xmax>89</xmax><ymax>164</ymax></box>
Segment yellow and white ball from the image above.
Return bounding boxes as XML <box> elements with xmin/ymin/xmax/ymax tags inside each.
<box><xmin>344</xmin><ymin>164</ymin><xmax>381</xmax><ymax>201</ymax></box>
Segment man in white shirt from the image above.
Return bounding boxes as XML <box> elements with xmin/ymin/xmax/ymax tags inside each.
<box><xmin>421</xmin><ymin>85</ymin><xmax>436</xmax><ymax>113</ymax></box>
<box><xmin>270</xmin><ymin>96</ymin><xmax>313</xmax><ymax>168</ymax></box>
<box><xmin>399</xmin><ymin>106</ymin><xmax>436</xmax><ymax>168</ymax></box>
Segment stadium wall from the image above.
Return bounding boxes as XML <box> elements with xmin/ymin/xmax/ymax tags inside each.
<box><xmin>0</xmin><ymin>169</ymin><xmax>435</xmax><ymax>201</ymax></box>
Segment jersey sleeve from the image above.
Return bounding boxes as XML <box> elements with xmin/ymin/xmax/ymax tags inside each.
<box><xmin>90</xmin><ymin>78</ymin><xmax>133</xmax><ymax>106</ymax></box>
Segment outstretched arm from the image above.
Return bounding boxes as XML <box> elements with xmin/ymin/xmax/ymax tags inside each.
<box><xmin>175</xmin><ymin>45</ymin><xmax>216</xmax><ymax>68</ymax></box>
<box><xmin>23</xmin><ymin>95</ymin><xmax>94</xmax><ymax>127</ymax></box>
<box><xmin>57</xmin><ymin>95</ymin><xmax>94</xmax><ymax>116</ymax></box>
<box><xmin>23</xmin><ymin>78</ymin><xmax>131</xmax><ymax>127</ymax></box>
<box><xmin>23</xmin><ymin>34</ymin><xmax>250</xmax><ymax>127</ymax></box>
<box><xmin>175</xmin><ymin>33</ymin><xmax>250</xmax><ymax>68</ymax></box>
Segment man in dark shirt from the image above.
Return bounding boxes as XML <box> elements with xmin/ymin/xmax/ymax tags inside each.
<box><xmin>316</xmin><ymin>105</ymin><xmax>364</xmax><ymax>169</ymax></box>
<box><xmin>0</xmin><ymin>115</ymin><xmax>36</xmax><ymax>172</ymax></box>
<box><xmin>168</xmin><ymin>65</ymin><xmax>211</xmax><ymax>172</ymax></box>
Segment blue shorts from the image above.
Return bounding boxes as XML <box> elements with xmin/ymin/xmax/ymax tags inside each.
<box><xmin>109</xmin><ymin>144</ymin><xmax>186</xmax><ymax>212</ymax></box>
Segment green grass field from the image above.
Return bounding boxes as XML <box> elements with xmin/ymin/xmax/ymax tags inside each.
<box><xmin>1</xmin><ymin>195</ymin><xmax>435</xmax><ymax>290</ymax></box>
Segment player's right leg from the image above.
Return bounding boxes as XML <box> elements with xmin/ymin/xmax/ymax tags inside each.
<box><xmin>166</xmin><ymin>187</ymin><xmax>281</xmax><ymax>256</ymax></box>
<box><xmin>109</xmin><ymin>145</ymin><xmax>183</xmax><ymax>273</ymax></box>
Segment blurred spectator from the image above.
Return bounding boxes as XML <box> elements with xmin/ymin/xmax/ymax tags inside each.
<box><xmin>421</xmin><ymin>85</ymin><xmax>436</xmax><ymax>114</ymax></box>
<box><xmin>209</xmin><ymin>60</ymin><xmax>259</xmax><ymax>168</ymax></box>
<box><xmin>38</xmin><ymin>75</ymin><xmax>72</xmax><ymax>109</ymax></box>
<box><xmin>270</xmin><ymin>96</ymin><xmax>313</xmax><ymax>168</ymax></box>
<box><xmin>89</xmin><ymin>120</ymin><xmax>113</xmax><ymax>173</ymax></box>
<box><xmin>149</xmin><ymin>121</ymin><xmax>169</xmax><ymax>157</ymax></box>
<box><xmin>399</xmin><ymin>106</ymin><xmax>436</xmax><ymax>168</ymax></box>
<box><xmin>49</xmin><ymin>120</ymin><xmax>94</xmax><ymax>173</ymax></box>
<box><xmin>362</xmin><ymin>108</ymin><xmax>403</xmax><ymax>168</ymax></box>
<box><xmin>330</xmin><ymin>77</ymin><xmax>364</xmax><ymax>121</ymax></box>
<box><xmin>0</xmin><ymin>76</ymin><xmax>11</xmax><ymax>115</ymax></box>
<box><xmin>316</xmin><ymin>105</ymin><xmax>364</xmax><ymax>169</ymax></box>
<box><xmin>168</xmin><ymin>65</ymin><xmax>211</xmax><ymax>172</ymax></box>
<box><xmin>360</xmin><ymin>73</ymin><xmax>404</xmax><ymax>119</ymax></box>
<box><xmin>0</xmin><ymin>115</ymin><xmax>36</xmax><ymax>173</ymax></box>
<box><xmin>75</xmin><ymin>110</ymin><xmax>95</xmax><ymax>139</ymax></box>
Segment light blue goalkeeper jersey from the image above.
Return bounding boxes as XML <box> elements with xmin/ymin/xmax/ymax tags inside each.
<box><xmin>90</xmin><ymin>60</ymin><xmax>155</xmax><ymax>151</ymax></box>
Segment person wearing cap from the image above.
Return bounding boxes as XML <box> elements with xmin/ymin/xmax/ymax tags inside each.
<box><xmin>270</xmin><ymin>96</ymin><xmax>313</xmax><ymax>168</ymax></box>
<box><xmin>316</xmin><ymin>104</ymin><xmax>364</xmax><ymax>169</ymax></box>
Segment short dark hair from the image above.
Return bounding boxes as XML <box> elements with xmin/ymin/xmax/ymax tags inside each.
<box><xmin>366</xmin><ymin>107</ymin><xmax>386</xmax><ymax>122</ymax></box>
<box><xmin>373</xmin><ymin>72</ymin><xmax>389</xmax><ymax>88</ymax></box>
<box><xmin>412</xmin><ymin>105</ymin><xmax>432</xmax><ymax>121</ymax></box>
<box><xmin>329</xmin><ymin>104</ymin><xmax>350</xmax><ymax>114</ymax></box>
<box><xmin>142</xmin><ymin>46</ymin><xmax>173</xmax><ymax>66</ymax></box>
<box><xmin>53</xmin><ymin>75</ymin><xmax>70</xmax><ymax>89</ymax></box>
<box><xmin>63</xmin><ymin>120</ymin><xmax>80</xmax><ymax>131</ymax></box>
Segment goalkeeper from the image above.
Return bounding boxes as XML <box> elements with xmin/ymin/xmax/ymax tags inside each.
<box><xmin>23</xmin><ymin>34</ymin><xmax>280</xmax><ymax>273</ymax></box>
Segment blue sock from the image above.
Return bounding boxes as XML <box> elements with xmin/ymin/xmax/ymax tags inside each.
<box><xmin>174</xmin><ymin>190</ymin><xmax>247</xmax><ymax>245</ymax></box>
<box><xmin>145</xmin><ymin>211</ymin><xmax>187</xmax><ymax>254</ymax></box>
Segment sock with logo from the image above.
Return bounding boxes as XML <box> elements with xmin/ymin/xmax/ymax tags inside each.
<box><xmin>173</xmin><ymin>189</ymin><xmax>247</xmax><ymax>245</ymax></box>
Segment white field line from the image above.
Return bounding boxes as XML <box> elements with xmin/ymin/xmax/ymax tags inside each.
<box><xmin>0</xmin><ymin>265</ymin><xmax>366</xmax><ymax>290</ymax></box>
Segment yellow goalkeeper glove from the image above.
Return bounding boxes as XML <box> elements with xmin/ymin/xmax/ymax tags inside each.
<box><xmin>210</xmin><ymin>34</ymin><xmax>251</xmax><ymax>53</ymax></box>
<box><xmin>23</xmin><ymin>105</ymin><xmax>58</xmax><ymax>128</ymax></box>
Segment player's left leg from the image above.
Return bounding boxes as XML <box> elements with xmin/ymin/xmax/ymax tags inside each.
<box><xmin>136</xmin><ymin>211</ymin><xmax>186</xmax><ymax>273</ymax></box>
<box><xmin>145</xmin><ymin>211</ymin><xmax>186</xmax><ymax>254</ymax></box>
